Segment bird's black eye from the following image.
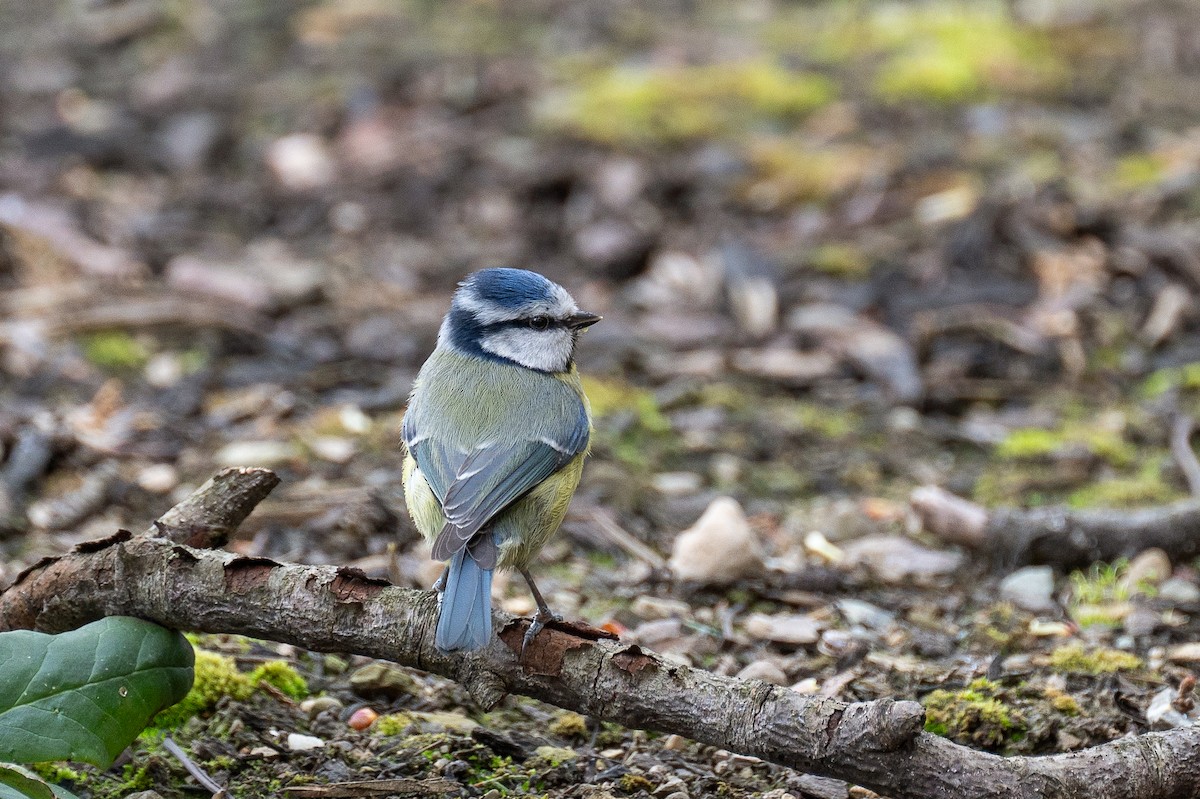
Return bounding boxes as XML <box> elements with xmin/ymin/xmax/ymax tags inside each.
<box><xmin>529</xmin><ymin>316</ymin><xmax>550</xmax><ymax>330</ymax></box>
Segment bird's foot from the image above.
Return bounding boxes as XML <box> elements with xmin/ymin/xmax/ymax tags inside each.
<box><xmin>521</xmin><ymin>609</ymin><xmax>563</xmax><ymax>658</ymax></box>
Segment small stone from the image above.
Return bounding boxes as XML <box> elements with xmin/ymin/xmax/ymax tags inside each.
<box><xmin>213</xmin><ymin>440</ymin><xmax>301</xmax><ymax>468</ymax></box>
<box><xmin>287</xmin><ymin>733</ymin><xmax>325</xmax><ymax>751</ymax></box>
<box><xmin>668</xmin><ymin>497</ymin><xmax>763</xmax><ymax>585</ymax></box>
<box><xmin>410</xmin><ymin>710</ymin><xmax>478</xmax><ymax>733</ymax></box>
<box><xmin>1120</xmin><ymin>548</ymin><xmax>1172</xmax><ymax>595</ymax></box>
<box><xmin>999</xmin><ymin>566</ymin><xmax>1057</xmax><ymax>613</ymax></box>
<box><xmin>803</xmin><ymin>530</ymin><xmax>844</xmax><ymax>564</ymax></box>
<box><xmin>653</xmin><ymin>777</ymin><xmax>687</xmax><ymax>798</ymax></box>
<box><xmin>631</xmin><ymin>596</ymin><xmax>691</xmax><ymax>620</ymax></box>
<box><xmin>136</xmin><ymin>463</ymin><xmax>178</xmax><ymax>494</ymax></box>
<box><xmin>348</xmin><ymin>662</ymin><xmax>418</xmax><ymax>698</ymax></box>
<box><xmin>1167</xmin><ymin>642</ymin><xmax>1200</xmax><ymax>664</ymax></box>
<box><xmin>791</xmin><ymin>677</ymin><xmax>819</xmax><ymax>694</ymax></box>
<box><xmin>309</xmin><ymin>436</ymin><xmax>357</xmax><ymax>464</ymax></box>
<box><xmin>653</xmin><ymin>471</ymin><xmax>703</xmax><ymax>496</ymax></box>
<box><xmin>662</xmin><ymin>734</ymin><xmax>688</xmax><ymax>751</ymax></box>
<box><xmin>125</xmin><ymin>792</ymin><xmax>164</xmax><ymax>799</ymax></box>
<box><xmin>736</xmin><ymin>660</ymin><xmax>789</xmax><ymax>685</ymax></box>
<box><xmin>268</xmin><ymin>133</ymin><xmax>335</xmax><ymax>191</ymax></box>
<box><xmin>744</xmin><ymin>612</ymin><xmax>822</xmax><ymax>645</ymax></box>
<box><xmin>299</xmin><ymin>695</ymin><xmax>344</xmax><ymax>717</ymax></box>
<box><xmin>248</xmin><ymin>746</ymin><xmax>279</xmax><ymax>758</ymax></box>
<box><xmin>836</xmin><ymin>598</ymin><xmax>894</xmax><ymax>631</ymax></box>
<box><xmin>1123</xmin><ymin>605</ymin><xmax>1160</xmax><ymax>637</ymax></box>
<box><xmin>841</xmin><ymin>536</ymin><xmax>964</xmax><ymax>585</ymax></box>
<box><xmin>348</xmin><ymin>707</ymin><xmax>378</xmax><ymax>730</ymax></box>
<box><xmin>1146</xmin><ymin>687</ymin><xmax>1195</xmax><ymax>729</ymax></box>
<box><xmin>1159</xmin><ymin>577</ymin><xmax>1200</xmax><ymax>604</ymax></box>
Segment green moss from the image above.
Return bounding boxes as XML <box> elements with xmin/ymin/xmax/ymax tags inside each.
<box><xmin>868</xmin><ymin>2</ymin><xmax>1065</xmax><ymax>104</ymax></box>
<box><xmin>618</xmin><ymin>774</ymin><xmax>655</xmax><ymax>794</ymax></box>
<box><xmin>153</xmin><ymin>649</ymin><xmax>306</xmax><ymax>727</ymax></box>
<box><xmin>528</xmin><ymin>746</ymin><xmax>578</xmax><ymax>769</ymax></box>
<box><xmin>545</xmin><ymin>59</ymin><xmax>833</xmax><ymax>145</ymax></box>
<box><xmin>1044</xmin><ymin>687</ymin><xmax>1081</xmax><ymax>716</ymax></box>
<box><xmin>29</xmin><ymin>764</ymin><xmax>82</xmax><ymax>784</ymax></box>
<box><xmin>806</xmin><ymin>242</ymin><xmax>870</xmax><ymax>278</ymax></box>
<box><xmin>1067</xmin><ymin>461</ymin><xmax>1179</xmax><ymax>509</ymax></box>
<box><xmin>80</xmin><ymin>330</ymin><xmax>150</xmax><ymax>371</ymax></box>
<box><xmin>996</xmin><ymin>423</ymin><xmax>1135</xmax><ymax>467</ymax></box>
<box><xmin>922</xmin><ymin>679</ymin><xmax>1025</xmax><ymax>749</ymax></box>
<box><xmin>1111</xmin><ymin>153</ymin><xmax>1167</xmax><ymax>191</ymax></box>
<box><xmin>1068</xmin><ymin>559</ymin><xmax>1130</xmax><ymax>605</ymax></box>
<box><xmin>374</xmin><ymin>712</ymin><xmax>414</xmax><ymax>735</ymax></box>
<box><xmin>248</xmin><ymin>660</ymin><xmax>309</xmax><ymax>699</ymax></box>
<box><xmin>1141</xmin><ymin>363</ymin><xmax>1200</xmax><ymax>398</ymax></box>
<box><xmin>548</xmin><ymin>711</ymin><xmax>589</xmax><ymax>739</ymax></box>
<box><xmin>741</xmin><ymin>138</ymin><xmax>870</xmax><ymax>207</ymax></box>
<box><xmin>1049</xmin><ymin>644</ymin><xmax>1142</xmax><ymax>675</ymax></box>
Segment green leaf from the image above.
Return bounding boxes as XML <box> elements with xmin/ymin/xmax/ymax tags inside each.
<box><xmin>0</xmin><ymin>764</ymin><xmax>54</xmax><ymax>799</ymax></box>
<box><xmin>0</xmin><ymin>617</ymin><xmax>194</xmax><ymax>768</ymax></box>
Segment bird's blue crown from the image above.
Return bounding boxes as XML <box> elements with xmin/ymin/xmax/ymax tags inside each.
<box><xmin>457</xmin><ymin>268</ymin><xmax>557</xmax><ymax>309</ymax></box>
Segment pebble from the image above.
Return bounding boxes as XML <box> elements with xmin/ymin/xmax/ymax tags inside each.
<box><xmin>213</xmin><ymin>440</ymin><xmax>301</xmax><ymax>468</ymax></box>
<box><xmin>803</xmin><ymin>530</ymin><xmax>844</xmax><ymax>563</ymax></box>
<box><xmin>1146</xmin><ymin>687</ymin><xmax>1195</xmax><ymax>728</ymax></box>
<box><xmin>1166</xmin><ymin>642</ymin><xmax>1200</xmax><ymax>664</ymax></box>
<box><xmin>653</xmin><ymin>471</ymin><xmax>703</xmax><ymax>496</ymax></box>
<box><xmin>736</xmin><ymin>659</ymin><xmax>789</xmax><ymax>685</ymax></box>
<box><xmin>1159</xmin><ymin>576</ymin><xmax>1200</xmax><ymax>604</ymax></box>
<box><xmin>841</xmin><ymin>535</ymin><xmax>964</xmax><ymax>585</ymax></box>
<box><xmin>348</xmin><ymin>707</ymin><xmax>378</xmax><ymax>730</ymax></box>
<box><xmin>309</xmin><ymin>436</ymin><xmax>357</xmax><ymax>464</ymax></box>
<box><xmin>1123</xmin><ymin>605</ymin><xmax>1160</xmax><ymax>637</ymax></box>
<box><xmin>744</xmin><ymin>612</ymin><xmax>822</xmax><ymax>645</ymax></box>
<box><xmin>999</xmin><ymin>565</ymin><xmax>1057</xmax><ymax>613</ymax></box>
<box><xmin>248</xmin><ymin>746</ymin><xmax>279</xmax><ymax>758</ymax></box>
<box><xmin>631</xmin><ymin>595</ymin><xmax>691</xmax><ymax>620</ymax></box>
<box><xmin>836</xmin><ymin>598</ymin><xmax>894</xmax><ymax>631</ymax></box>
<box><xmin>136</xmin><ymin>463</ymin><xmax>178</xmax><ymax>494</ymax></box>
<box><xmin>268</xmin><ymin>133</ymin><xmax>335</xmax><ymax>191</ymax></box>
<box><xmin>286</xmin><ymin>733</ymin><xmax>325</xmax><ymax>751</ymax></box>
<box><xmin>348</xmin><ymin>662</ymin><xmax>418</xmax><ymax>698</ymax></box>
<box><xmin>125</xmin><ymin>792</ymin><xmax>164</xmax><ymax>799</ymax></box>
<box><xmin>668</xmin><ymin>497</ymin><xmax>763</xmax><ymax>585</ymax></box>
<box><xmin>1120</xmin><ymin>548</ymin><xmax>1172</xmax><ymax>595</ymax></box>
<box><xmin>299</xmin><ymin>695</ymin><xmax>344</xmax><ymax>718</ymax></box>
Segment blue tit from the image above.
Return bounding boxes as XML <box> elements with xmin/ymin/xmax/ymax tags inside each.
<box><xmin>401</xmin><ymin>268</ymin><xmax>600</xmax><ymax>652</ymax></box>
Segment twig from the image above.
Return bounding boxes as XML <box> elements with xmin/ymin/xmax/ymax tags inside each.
<box><xmin>147</xmin><ymin>467</ymin><xmax>280</xmax><ymax>548</ymax></box>
<box><xmin>162</xmin><ymin>736</ymin><xmax>229</xmax><ymax>798</ymax></box>
<box><xmin>1170</xmin><ymin>413</ymin><xmax>1200</xmax><ymax>497</ymax></box>
<box><xmin>586</xmin><ymin>506</ymin><xmax>667</xmax><ymax>570</ymax></box>
<box><xmin>913</xmin><ymin>485</ymin><xmax>1200</xmax><ymax>568</ymax></box>
<box><xmin>285</xmin><ymin>778</ymin><xmax>459</xmax><ymax>797</ymax></box>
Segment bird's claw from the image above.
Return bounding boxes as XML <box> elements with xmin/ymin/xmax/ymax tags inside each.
<box><xmin>521</xmin><ymin>610</ymin><xmax>563</xmax><ymax>658</ymax></box>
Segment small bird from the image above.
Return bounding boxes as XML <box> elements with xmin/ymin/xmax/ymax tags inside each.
<box><xmin>402</xmin><ymin>268</ymin><xmax>600</xmax><ymax>652</ymax></box>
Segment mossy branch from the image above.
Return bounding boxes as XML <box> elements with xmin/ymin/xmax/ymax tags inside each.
<box><xmin>2</xmin><ymin>470</ymin><xmax>1200</xmax><ymax>799</ymax></box>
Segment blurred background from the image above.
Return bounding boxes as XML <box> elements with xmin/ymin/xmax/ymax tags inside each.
<box><xmin>3</xmin><ymin>0</ymin><xmax>1200</xmax><ymax>794</ymax></box>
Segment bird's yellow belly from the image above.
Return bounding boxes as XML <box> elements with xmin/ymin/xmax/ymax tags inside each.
<box><xmin>402</xmin><ymin>451</ymin><xmax>585</xmax><ymax>571</ymax></box>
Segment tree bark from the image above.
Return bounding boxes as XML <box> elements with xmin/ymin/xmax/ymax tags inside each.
<box><xmin>3</xmin><ymin>471</ymin><xmax>1200</xmax><ymax>799</ymax></box>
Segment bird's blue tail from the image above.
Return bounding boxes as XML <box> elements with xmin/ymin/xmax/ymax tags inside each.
<box><xmin>435</xmin><ymin>548</ymin><xmax>493</xmax><ymax>651</ymax></box>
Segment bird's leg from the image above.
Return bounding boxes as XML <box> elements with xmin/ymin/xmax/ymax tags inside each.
<box><xmin>432</xmin><ymin>569</ymin><xmax>447</xmax><ymax>593</ymax></box>
<box><xmin>520</xmin><ymin>568</ymin><xmax>562</xmax><ymax>654</ymax></box>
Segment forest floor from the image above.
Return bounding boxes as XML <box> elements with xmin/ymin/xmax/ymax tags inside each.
<box><xmin>2</xmin><ymin>1</ymin><xmax>1200</xmax><ymax>797</ymax></box>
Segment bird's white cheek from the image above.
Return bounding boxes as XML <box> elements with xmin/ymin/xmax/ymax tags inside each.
<box><xmin>480</xmin><ymin>329</ymin><xmax>572</xmax><ymax>372</ymax></box>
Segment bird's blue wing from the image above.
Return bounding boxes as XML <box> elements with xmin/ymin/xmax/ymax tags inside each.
<box><xmin>427</xmin><ymin>404</ymin><xmax>590</xmax><ymax>564</ymax></box>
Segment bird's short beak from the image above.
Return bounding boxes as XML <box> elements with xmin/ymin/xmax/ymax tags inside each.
<box><xmin>566</xmin><ymin>311</ymin><xmax>602</xmax><ymax>330</ymax></box>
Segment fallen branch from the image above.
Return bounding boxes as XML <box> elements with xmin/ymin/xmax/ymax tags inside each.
<box><xmin>913</xmin><ymin>485</ymin><xmax>1200</xmax><ymax>569</ymax></box>
<box><xmin>3</xmin><ymin>472</ymin><xmax>1200</xmax><ymax>799</ymax></box>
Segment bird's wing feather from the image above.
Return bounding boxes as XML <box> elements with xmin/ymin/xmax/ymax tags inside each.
<box><xmin>426</xmin><ymin>404</ymin><xmax>590</xmax><ymax>563</ymax></box>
